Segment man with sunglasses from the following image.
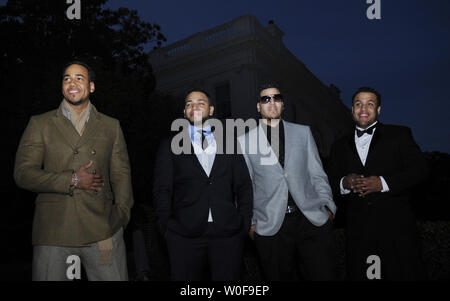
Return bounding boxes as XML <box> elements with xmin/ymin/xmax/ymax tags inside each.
<box><xmin>238</xmin><ymin>82</ymin><xmax>337</xmax><ymax>280</ymax></box>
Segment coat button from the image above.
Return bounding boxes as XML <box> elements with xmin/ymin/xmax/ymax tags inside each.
<box><xmin>91</xmin><ymin>149</ymin><xmax>96</xmax><ymax>155</ymax></box>
<box><xmin>73</xmin><ymin>149</ymin><xmax>79</xmax><ymax>155</ymax></box>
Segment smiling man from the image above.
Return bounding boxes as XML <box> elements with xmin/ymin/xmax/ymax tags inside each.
<box><xmin>14</xmin><ymin>60</ymin><xmax>133</xmax><ymax>281</ymax></box>
<box><xmin>153</xmin><ymin>89</ymin><xmax>253</xmax><ymax>281</ymax></box>
<box><xmin>328</xmin><ymin>86</ymin><xmax>429</xmax><ymax>280</ymax></box>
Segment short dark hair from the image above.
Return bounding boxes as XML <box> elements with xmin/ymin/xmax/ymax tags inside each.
<box><xmin>351</xmin><ymin>86</ymin><xmax>381</xmax><ymax>106</ymax></box>
<box><xmin>259</xmin><ymin>81</ymin><xmax>282</xmax><ymax>93</ymax></box>
<box><xmin>62</xmin><ymin>60</ymin><xmax>96</xmax><ymax>82</ymax></box>
<box><xmin>258</xmin><ymin>81</ymin><xmax>282</xmax><ymax>102</ymax></box>
<box><xmin>184</xmin><ymin>88</ymin><xmax>215</xmax><ymax>106</ymax></box>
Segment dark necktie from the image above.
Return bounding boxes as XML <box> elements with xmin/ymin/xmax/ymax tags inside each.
<box><xmin>198</xmin><ymin>130</ymin><xmax>209</xmax><ymax>150</ymax></box>
<box><xmin>356</xmin><ymin>125</ymin><xmax>376</xmax><ymax>138</ymax></box>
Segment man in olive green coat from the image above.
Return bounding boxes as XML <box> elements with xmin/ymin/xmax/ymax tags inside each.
<box><xmin>14</xmin><ymin>61</ymin><xmax>134</xmax><ymax>281</ymax></box>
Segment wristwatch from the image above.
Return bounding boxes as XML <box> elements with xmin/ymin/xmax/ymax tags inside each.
<box><xmin>70</xmin><ymin>171</ymin><xmax>78</xmax><ymax>195</ymax></box>
<box><xmin>73</xmin><ymin>171</ymin><xmax>79</xmax><ymax>188</ymax></box>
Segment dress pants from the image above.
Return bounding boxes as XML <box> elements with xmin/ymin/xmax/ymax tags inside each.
<box><xmin>166</xmin><ymin>223</ymin><xmax>245</xmax><ymax>281</ymax></box>
<box><xmin>32</xmin><ymin>227</ymin><xmax>128</xmax><ymax>281</ymax></box>
<box><xmin>345</xmin><ymin>202</ymin><xmax>426</xmax><ymax>281</ymax></box>
<box><xmin>254</xmin><ymin>210</ymin><xmax>336</xmax><ymax>281</ymax></box>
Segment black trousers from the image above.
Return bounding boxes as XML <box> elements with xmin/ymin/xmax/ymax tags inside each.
<box><xmin>345</xmin><ymin>203</ymin><xmax>426</xmax><ymax>281</ymax></box>
<box><xmin>253</xmin><ymin>210</ymin><xmax>336</xmax><ymax>281</ymax></box>
<box><xmin>166</xmin><ymin>224</ymin><xmax>245</xmax><ymax>281</ymax></box>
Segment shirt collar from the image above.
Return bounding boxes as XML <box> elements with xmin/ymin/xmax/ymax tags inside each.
<box><xmin>355</xmin><ymin>121</ymin><xmax>378</xmax><ymax>132</ymax></box>
<box><xmin>61</xmin><ymin>99</ymin><xmax>92</xmax><ymax>122</ymax></box>
<box><xmin>189</xmin><ymin>124</ymin><xmax>212</xmax><ymax>134</ymax></box>
<box><xmin>189</xmin><ymin>123</ymin><xmax>212</xmax><ymax>141</ymax></box>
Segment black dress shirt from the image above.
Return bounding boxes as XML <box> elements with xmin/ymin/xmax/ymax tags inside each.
<box><xmin>263</xmin><ymin>121</ymin><xmax>297</xmax><ymax>209</ymax></box>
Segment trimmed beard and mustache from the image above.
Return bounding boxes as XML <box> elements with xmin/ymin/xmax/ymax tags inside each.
<box><xmin>185</xmin><ymin>114</ymin><xmax>212</xmax><ymax>127</ymax></box>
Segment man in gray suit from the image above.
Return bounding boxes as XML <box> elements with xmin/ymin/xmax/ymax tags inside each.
<box><xmin>238</xmin><ymin>82</ymin><xmax>337</xmax><ymax>280</ymax></box>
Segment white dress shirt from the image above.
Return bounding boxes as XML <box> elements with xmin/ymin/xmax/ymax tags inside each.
<box><xmin>189</xmin><ymin>124</ymin><xmax>216</xmax><ymax>222</ymax></box>
<box><xmin>340</xmin><ymin>121</ymin><xmax>389</xmax><ymax>194</ymax></box>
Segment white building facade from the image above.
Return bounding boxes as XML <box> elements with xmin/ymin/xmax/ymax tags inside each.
<box><xmin>149</xmin><ymin>15</ymin><xmax>352</xmax><ymax>156</ymax></box>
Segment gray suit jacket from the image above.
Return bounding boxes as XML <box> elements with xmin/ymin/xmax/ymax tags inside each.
<box><xmin>238</xmin><ymin>120</ymin><xmax>336</xmax><ymax>236</ymax></box>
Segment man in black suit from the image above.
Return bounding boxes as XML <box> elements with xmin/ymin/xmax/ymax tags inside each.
<box><xmin>153</xmin><ymin>89</ymin><xmax>253</xmax><ymax>281</ymax></box>
<box><xmin>328</xmin><ymin>87</ymin><xmax>428</xmax><ymax>280</ymax></box>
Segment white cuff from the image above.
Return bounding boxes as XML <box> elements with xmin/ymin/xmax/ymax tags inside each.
<box><xmin>379</xmin><ymin>176</ymin><xmax>390</xmax><ymax>192</ymax></box>
<box><xmin>340</xmin><ymin>177</ymin><xmax>351</xmax><ymax>195</ymax></box>
<box><xmin>208</xmin><ymin>208</ymin><xmax>213</xmax><ymax>222</ymax></box>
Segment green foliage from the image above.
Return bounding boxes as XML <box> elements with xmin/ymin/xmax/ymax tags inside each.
<box><xmin>0</xmin><ymin>0</ymin><xmax>166</xmax><ymax>114</ymax></box>
<box><xmin>419</xmin><ymin>221</ymin><xmax>450</xmax><ymax>280</ymax></box>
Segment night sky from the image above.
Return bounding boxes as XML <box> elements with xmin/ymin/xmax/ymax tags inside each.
<box><xmin>105</xmin><ymin>0</ymin><xmax>450</xmax><ymax>154</ymax></box>
<box><xmin>4</xmin><ymin>0</ymin><xmax>447</xmax><ymax>153</ymax></box>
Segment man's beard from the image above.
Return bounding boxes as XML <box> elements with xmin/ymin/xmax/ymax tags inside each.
<box><xmin>260</xmin><ymin>107</ymin><xmax>282</xmax><ymax>121</ymax></box>
<box><xmin>185</xmin><ymin>115</ymin><xmax>211</xmax><ymax>127</ymax></box>
<box><xmin>263</xmin><ymin>115</ymin><xmax>281</xmax><ymax>121</ymax></box>
<box><xmin>261</xmin><ymin>114</ymin><xmax>282</xmax><ymax>122</ymax></box>
<box><xmin>65</xmin><ymin>97</ymin><xmax>86</xmax><ymax>106</ymax></box>
<box><xmin>353</xmin><ymin>116</ymin><xmax>378</xmax><ymax>129</ymax></box>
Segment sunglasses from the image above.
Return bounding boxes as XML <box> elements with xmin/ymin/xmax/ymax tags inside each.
<box><xmin>260</xmin><ymin>94</ymin><xmax>283</xmax><ymax>103</ymax></box>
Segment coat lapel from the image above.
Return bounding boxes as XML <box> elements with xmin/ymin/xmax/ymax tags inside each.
<box><xmin>208</xmin><ymin>152</ymin><xmax>223</xmax><ymax>179</ymax></box>
<box><xmin>51</xmin><ymin>103</ymin><xmax>103</xmax><ymax>151</ymax></box>
<box><xmin>347</xmin><ymin>132</ymin><xmax>364</xmax><ymax>169</ymax></box>
<box><xmin>282</xmin><ymin>121</ymin><xmax>290</xmax><ymax>170</ymax></box>
<box><xmin>364</xmin><ymin>123</ymin><xmax>383</xmax><ymax>168</ymax></box>
<box><xmin>185</xmin><ymin>131</ymin><xmax>210</xmax><ymax>179</ymax></box>
<box><xmin>258</xmin><ymin>122</ymin><xmax>283</xmax><ymax>172</ymax></box>
<box><xmin>208</xmin><ymin>129</ymin><xmax>224</xmax><ymax>179</ymax></box>
<box><xmin>76</xmin><ymin>105</ymin><xmax>102</xmax><ymax>148</ymax></box>
<box><xmin>51</xmin><ymin>106</ymin><xmax>81</xmax><ymax>149</ymax></box>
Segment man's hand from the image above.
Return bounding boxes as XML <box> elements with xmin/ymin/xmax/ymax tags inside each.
<box><xmin>326</xmin><ymin>208</ymin><xmax>334</xmax><ymax>220</ymax></box>
<box><xmin>342</xmin><ymin>173</ymin><xmax>363</xmax><ymax>190</ymax></box>
<box><xmin>352</xmin><ymin>176</ymin><xmax>382</xmax><ymax>197</ymax></box>
<box><xmin>249</xmin><ymin>224</ymin><xmax>256</xmax><ymax>240</ymax></box>
<box><xmin>76</xmin><ymin>161</ymin><xmax>104</xmax><ymax>191</ymax></box>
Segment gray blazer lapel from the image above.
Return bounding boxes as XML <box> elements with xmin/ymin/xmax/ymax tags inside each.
<box><xmin>258</xmin><ymin>123</ymin><xmax>283</xmax><ymax>171</ymax></box>
<box><xmin>282</xmin><ymin>120</ymin><xmax>291</xmax><ymax>169</ymax></box>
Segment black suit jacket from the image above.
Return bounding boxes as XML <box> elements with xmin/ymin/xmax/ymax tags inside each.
<box><xmin>327</xmin><ymin>123</ymin><xmax>429</xmax><ymax>279</ymax></box>
<box><xmin>327</xmin><ymin>123</ymin><xmax>429</xmax><ymax>235</ymax></box>
<box><xmin>153</xmin><ymin>129</ymin><xmax>253</xmax><ymax>238</ymax></box>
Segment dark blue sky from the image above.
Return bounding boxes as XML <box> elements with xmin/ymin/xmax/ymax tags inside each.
<box><xmin>109</xmin><ymin>0</ymin><xmax>450</xmax><ymax>153</ymax></box>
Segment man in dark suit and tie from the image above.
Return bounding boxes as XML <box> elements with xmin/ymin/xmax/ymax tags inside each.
<box><xmin>328</xmin><ymin>86</ymin><xmax>428</xmax><ymax>280</ymax></box>
<box><xmin>153</xmin><ymin>89</ymin><xmax>253</xmax><ymax>281</ymax></box>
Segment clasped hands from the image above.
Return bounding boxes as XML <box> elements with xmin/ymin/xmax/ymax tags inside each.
<box><xmin>71</xmin><ymin>161</ymin><xmax>104</xmax><ymax>191</ymax></box>
<box><xmin>343</xmin><ymin>173</ymin><xmax>382</xmax><ymax>197</ymax></box>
